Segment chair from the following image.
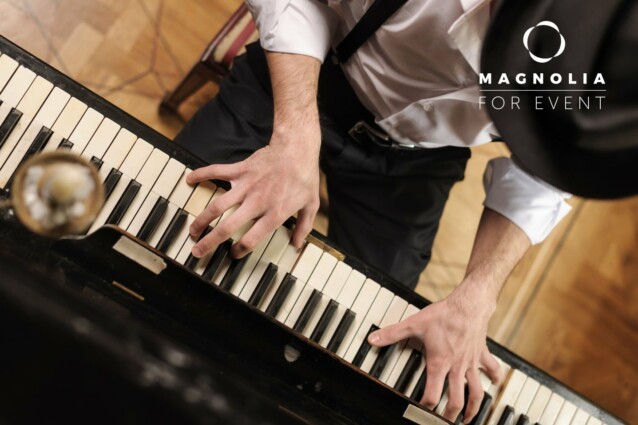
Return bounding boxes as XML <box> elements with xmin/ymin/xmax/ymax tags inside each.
<box><xmin>160</xmin><ymin>4</ymin><xmax>259</xmax><ymax>113</ymax></box>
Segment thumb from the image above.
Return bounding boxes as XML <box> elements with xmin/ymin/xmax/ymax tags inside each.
<box><xmin>368</xmin><ymin>319</ymin><xmax>415</xmax><ymax>347</ymax></box>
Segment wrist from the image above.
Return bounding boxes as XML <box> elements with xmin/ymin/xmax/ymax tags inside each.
<box><xmin>450</xmin><ymin>277</ymin><xmax>498</xmax><ymax>321</ymax></box>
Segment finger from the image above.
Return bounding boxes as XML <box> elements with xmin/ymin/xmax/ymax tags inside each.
<box><xmin>443</xmin><ymin>371</ymin><xmax>465</xmax><ymax>421</ymax></box>
<box><xmin>291</xmin><ymin>205</ymin><xmax>317</xmax><ymax>248</ymax></box>
<box><xmin>480</xmin><ymin>348</ymin><xmax>502</xmax><ymax>385</ymax></box>
<box><xmin>190</xmin><ymin>190</ymin><xmax>243</xmax><ymax>238</ymax></box>
<box><xmin>463</xmin><ymin>369</ymin><xmax>483</xmax><ymax>424</ymax></box>
<box><xmin>187</xmin><ymin>163</ymin><xmax>241</xmax><ymax>185</ymax></box>
<box><xmin>420</xmin><ymin>361</ymin><xmax>448</xmax><ymax>409</ymax></box>
<box><xmin>231</xmin><ymin>215</ymin><xmax>278</xmax><ymax>259</ymax></box>
<box><xmin>192</xmin><ymin>204</ymin><xmax>256</xmax><ymax>258</ymax></box>
<box><xmin>368</xmin><ymin>317</ymin><xmax>416</xmax><ymax>347</ymax></box>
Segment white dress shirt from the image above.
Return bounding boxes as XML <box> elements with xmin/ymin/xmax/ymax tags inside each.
<box><xmin>245</xmin><ymin>0</ymin><xmax>572</xmax><ymax>244</ymax></box>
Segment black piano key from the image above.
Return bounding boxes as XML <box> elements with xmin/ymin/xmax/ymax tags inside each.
<box><xmin>219</xmin><ymin>254</ymin><xmax>251</xmax><ymax>292</ymax></box>
<box><xmin>309</xmin><ymin>299</ymin><xmax>339</xmax><ymax>343</ymax></box>
<box><xmin>293</xmin><ymin>289</ymin><xmax>322</xmax><ymax>333</ymax></box>
<box><xmin>89</xmin><ymin>155</ymin><xmax>103</xmax><ymax>171</ymax></box>
<box><xmin>5</xmin><ymin>126</ymin><xmax>53</xmax><ymax>188</ymax></box>
<box><xmin>497</xmin><ymin>406</ymin><xmax>515</xmax><ymax>425</ymax></box>
<box><xmin>265</xmin><ymin>273</ymin><xmax>296</xmax><ymax>317</ymax></box>
<box><xmin>248</xmin><ymin>262</ymin><xmax>278</xmax><ymax>307</ymax></box>
<box><xmin>454</xmin><ymin>385</ymin><xmax>471</xmax><ymax>425</ymax></box>
<box><xmin>468</xmin><ymin>393</ymin><xmax>492</xmax><ymax>425</ymax></box>
<box><xmin>58</xmin><ymin>138</ymin><xmax>73</xmax><ymax>149</ymax></box>
<box><xmin>184</xmin><ymin>226</ymin><xmax>213</xmax><ymax>270</ymax></box>
<box><xmin>137</xmin><ymin>196</ymin><xmax>168</xmax><ymax>242</ymax></box>
<box><xmin>105</xmin><ymin>180</ymin><xmax>141</xmax><ymax>225</ymax></box>
<box><xmin>351</xmin><ymin>324</ymin><xmax>380</xmax><ymax>368</ymax></box>
<box><xmin>326</xmin><ymin>309</ymin><xmax>356</xmax><ymax>353</ymax></box>
<box><xmin>0</xmin><ymin>107</ymin><xmax>22</xmax><ymax>149</ymax></box>
<box><xmin>369</xmin><ymin>343</ymin><xmax>397</xmax><ymax>379</ymax></box>
<box><xmin>514</xmin><ymin>415</ymin><xmax>529</xmax><ymax>425</ymax></box>
<box><xmin>410</xmin><ymin>369</ymin><xmax>428</xmax><ymax>401</ymax></box>
<box><xmin>102</xmin><ymin>168</ymin><xmax>122</xmax><ymax>201</ymax></box>
<box><xmin>156</xmin><ymin>209</ymin><xmax>188</xmax><ymax>253</ymax></box>
<box><xmin>202</xmin><ymin>239</ymin><xmax>233</xmax><ymax>281</ymax></box>
<box><xmin>21</xmin><ymin>126</ymin><xmax>52</xmax><ymax>162</ymax></box>
<box><xmin>394</xmin><ymin>349</ymin><xmax>422</xmax><ymax>393</ymax></box>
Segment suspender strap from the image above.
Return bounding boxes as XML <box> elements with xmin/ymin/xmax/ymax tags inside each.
<box><xmin>334</xmin><ymin>0</ymin><xmax>409</xmax><ymax>63</ymax></box>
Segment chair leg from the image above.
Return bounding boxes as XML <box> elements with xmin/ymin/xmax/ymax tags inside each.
<box><xmin>160</xmin><ymin>63</ymin><xmax>216</xmax><ymax>114</ymax></box>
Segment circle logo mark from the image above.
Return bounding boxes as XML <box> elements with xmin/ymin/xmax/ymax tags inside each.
<box><xmin>523</xmin><ymin>21</ymin><xmax>566</xmax><ymax>64</ymax></box>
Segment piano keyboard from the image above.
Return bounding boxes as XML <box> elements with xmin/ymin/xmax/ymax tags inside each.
<box><xmin>0</xmin><ymin>36</ymin><xmax>625</xmax><ymax>425</ymax></box>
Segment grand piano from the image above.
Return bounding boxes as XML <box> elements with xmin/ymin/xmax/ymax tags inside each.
<box><xmin>0</xmin><ymin>35</ymin><xmax>626</xmax><ymax>425</ymax></box>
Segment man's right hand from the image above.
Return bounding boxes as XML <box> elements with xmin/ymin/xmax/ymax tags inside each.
<box><xmin>188</xmin><ymin>51</ymin><xmax>323</xmax><ymax>259</ymax></box>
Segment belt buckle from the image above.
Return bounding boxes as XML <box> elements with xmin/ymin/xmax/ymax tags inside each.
<box><xmin>348</xmin><ymin>120</ymin><xmax>392</xmax><ymax>148</ymax></box>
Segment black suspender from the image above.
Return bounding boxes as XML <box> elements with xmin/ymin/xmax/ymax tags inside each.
<box><xmin>334</xmin><ymin>0</ymin><xmax>409</xmax><ymax>63</ymax></box>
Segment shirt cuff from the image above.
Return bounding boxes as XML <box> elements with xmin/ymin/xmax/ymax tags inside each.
<box><xmin>483</xmin><ymin>157</ymin><xmax>572</xmax><ymax>245</ymax></box>
<box><xmin>246</xmin><ymin>0</ymin><xmax>337</xmax><ymax>62</ymax></box>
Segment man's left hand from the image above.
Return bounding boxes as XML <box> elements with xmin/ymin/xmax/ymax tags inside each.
<box><xmin>368</xmin><ymin>280</ymin><xmax>502</xmax><ymax>423</ymax></box>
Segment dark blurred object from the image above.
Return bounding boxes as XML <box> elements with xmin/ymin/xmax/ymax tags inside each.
<box><xmin>482</xmin><ymin>0</ymin><xmax>638</xmax><ymax>198</ymax></box>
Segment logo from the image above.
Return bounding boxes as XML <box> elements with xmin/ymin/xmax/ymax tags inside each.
<box><xmin>523</xmin><ymin>21</ymin><xmax>566</xmax><ymax>63</ymax></box>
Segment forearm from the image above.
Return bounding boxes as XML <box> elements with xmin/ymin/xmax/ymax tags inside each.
<box><xmin>266</xmin><ymin>51</ymin><xmax>321</xmax><ymax>147</ymax></box>
<box><xmin>455</xmin><ymin>208</ymin><xmax>531</xmax><ymax>316</ymax></box>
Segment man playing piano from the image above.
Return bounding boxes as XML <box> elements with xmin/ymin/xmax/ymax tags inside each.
<box><xmin>175</xmin><ymin>0</ymin><xmax>637</xmax><ymax>422</ymax></box>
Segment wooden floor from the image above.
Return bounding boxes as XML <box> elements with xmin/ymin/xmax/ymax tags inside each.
<box><xmin>1</xmin><ymin>0</ymin><xmax>636</xmax><ymax>421</ymax></box>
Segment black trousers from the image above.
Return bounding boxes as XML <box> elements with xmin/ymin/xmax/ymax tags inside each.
<box><xmin>174</xmin><ymin>44</ymin><xmax>470</xmax><ymax>289</ymax></box>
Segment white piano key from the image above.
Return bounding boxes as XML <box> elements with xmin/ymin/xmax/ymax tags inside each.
<box><xmin>488</xmin><ymin>357</ymin><xmax>512</xmax><ymax>398</ymax></box>
<box><xmin>274</xmin><ymin>275</ymin><xmax>306</xmax><ymax>323</ymax></box>
<box><xmin>148</xmin><ymin>202</ymin><xmax>179</xmax><ymax>248</ymax></box>
<box><xmin>258</xmin><ymin>243</ymin><xmax>303</xmax><ymax>311</ymax></box>
<box><xmin>434</xmin><ymin>391</ymin><xmax>449</xmax><ymax>415</ymax></box>
<box><xmin>227</xmin><ymin>229</ymin><xmax>276</xmax><ymax>296</ymax></box>
<box><xmin>301</xmin><ymin>261</ymin><xmax>352</xmax><ymax>338</ymax></box>
<box><xmin>378</xmin><ymin>304</ymin><xmax>420</xmax><ymax>384</ymax></box>
<box><xmin>526</xmin><ymin>384</ymin><xmax>552</xmax><ymax>423</ymax></box>
<box><xmin>68</xmin><ymin>108</ymin><xmax>104</xmax><ymax>154</ymax></box>
<box><xmin>175</xmin><ymin>216</ymin><xmax>200</xmax><ymax>264</ymax></box>
<box><xmin>42</xmin><ymin>97</ymin><xmax>88</xmax><ymax>152</ymax></box>
<box><xmin>0</xmin><ymin>65</ymin><xmax>35</xmax><ymax>107</ymax></box>
<box><xmin>81</xmin><ymin>117</ymin><xmax>119</xmax><ymax>160</ymax></box>
<box><xmin>285</xmin><ymin>249</ymin><xmax>335</xmax><ymax>326</ymax></box>
<box><xmin>585</xmin><ymin>417</ymin><xmax>602</xmax><ymax>425</ymax></box>
<box><xmin>238</xmin><ymin>226</ymin><xmax>292</xmax><ymax>302</ymax></box>
<box><xmin>554</xmin><ymin>401</ymin><xmax>577</xmax><ymax>425</ymax></box>
<box><xmin>152</xmin><ymin>158</ymin><xmax>185</xmax><ymax>199</ymax></box>
<box><xmin>0</xmin><ymin>54</ymin><xmax>19</xmax><ymax>92</ymax></box>
<box><xmin>283</xmin><ymin>283</ymin><xmax>314</xmax><ymax>328</ymax></box>
<box><xmin>290</xmin><ymin>243</ymin><xmax>323</xmax><ymax>282</ymax></box>
<box><xmin>88</xmin><ymin>174</ymin><xmax>132</xmax><ymax>232</ymax></box>
<box><xmin>0</xmin><ymin>103</ymin><xmax>12</xmax><ymax>131</ymax></box>
<box><xmin>318</xmin><ymin>270</ymin><xmax>366</xmax><ymax>348</ymax></box>
<box><xmin>0</xmin><ymin>86</ymin><xmax>68</xmax><ymax>187</ymax></box>
<box><xmin>360</xmin><ymin>296</ymin><xmax>408</xmax><ymax>373</ymax></box>
<box><xmin>0</xmin><ymin>75</ymin><xmax>53</xmax><ymax>170</ymax></box>
<box><xmin>169</xmin><ymin>214</ymin><xmax>196</xmax><ymax>260</ymax></box>
<box><xmin>343</xmin><ymin>287</ymin><xmax>393</xmax><ymax>363</ymax></box>
<box><xmin>119</xmin><ymin>138</ymin><xmax>153</xmax><ymax>177</ymax></box>
<box><xmin>538</xmin><ymin>393</ymin><xmax>565</xmax><ymax>425</ymax></box>
<box><xmin>168</xmin><ymin>168</ymin><xmax>195</xmax><ymax>207</ymax></box>
<box><xmin>98</xmin><ymin>160</ymin><xmax>115</xmax><ymax>184</ymax></box>
<box><xmin>118</xmin><ymin>149</ymin><xmax>169</xmax><ymax>229</ymax></box>
<box><xmin>384</xmin><ymin>336</ymin><xmax>422</xmax><ymax>388</ymax></box>
<box><xmin>184</xmin><ymin>180</ymin><xmax>217</xmax><ymax>216</ymax></box>
<box><xmin>570</xmin><ymin>409</ymin><xmax>590</xmax><ymax>425</ymax></box>
<box><xmin>486</xmin><ymin>369</ymin><xmax>527</xmax><ymax>425</ymax></box>
<box><xmin>102</xmin><ymin>128</ymin><xmax>137</xmax><ymax>168</ymax></box>
<box><xmin>127</xmin><ymin>191</ymin><xmax>160</xmax><ymax>236</ymax></box>
<box><xmin>404</xmin><ymin>357</ymin><xmax>426</xmax><ymax>397</ymax></box>
<box><xmin>513</xmin><ymin>377</ymin><xmax>540</xmax><ymax>417</ymax></box>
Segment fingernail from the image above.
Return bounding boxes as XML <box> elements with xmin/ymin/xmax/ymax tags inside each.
<box><xmin>192</xmin><ymin>246</ymin><xmax>203</xmax><ymax>258</ymax></box>
<box><xmin>368</xmin><ymin>332</ymin><xmax>380</xmax><ymax>344</ymax></box>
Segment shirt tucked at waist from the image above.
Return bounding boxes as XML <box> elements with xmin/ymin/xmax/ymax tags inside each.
<box><xmin>244</xmin><ymin>0</ymin><xmax>572</xmax><ymax>245</ymax></box>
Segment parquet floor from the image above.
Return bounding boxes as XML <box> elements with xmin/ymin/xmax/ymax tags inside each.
<box><xmin>0</xmin><ymin>0</ymin><xmax>636</xmax><ymax>421</ymax></box>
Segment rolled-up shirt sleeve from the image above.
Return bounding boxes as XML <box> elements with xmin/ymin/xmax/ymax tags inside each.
<box><xmin>483</xmin><ymin>157</ymin><xmax>572</xmax><ymax>245</ymax></box>
<box><xmin>245</xmin><ymin>0</ymin><xmax>337</xmax><ymax>62</ymax></box>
